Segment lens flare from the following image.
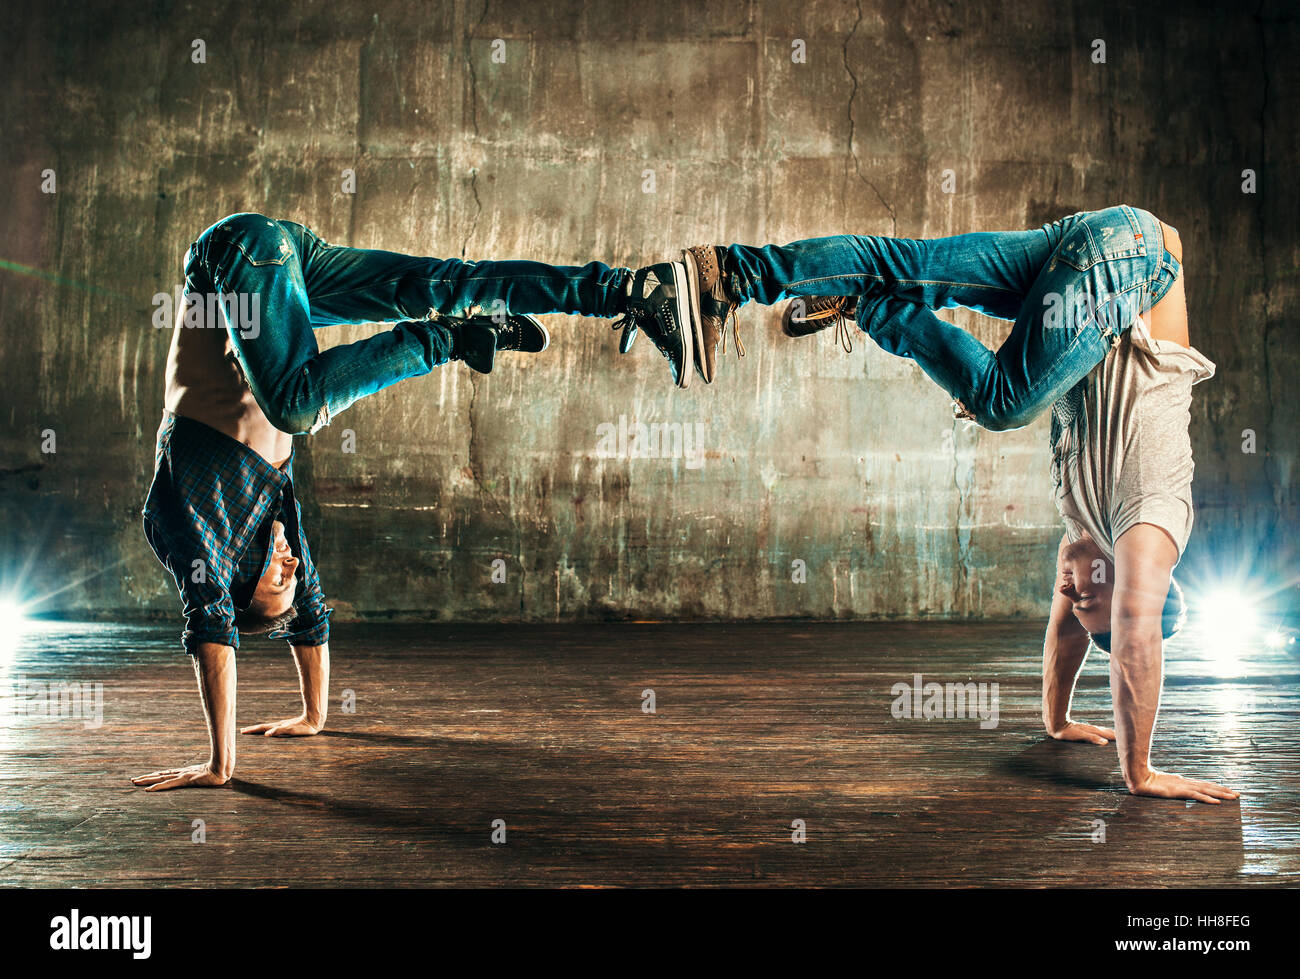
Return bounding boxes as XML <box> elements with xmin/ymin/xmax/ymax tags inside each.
<box><xmin>1265</xmin><ymin>629</ymin><xmax>1296</xmax><ymax>649</ymax></box>
<box><xmin>0</xmin><ymin>598</ymin><xmax>28</xmax><ymax>659</ymax></box>
<box><xmin>1193</xmin><ymin>588</ymin><xmax>1260</xmax><ymax>660</ymax></box>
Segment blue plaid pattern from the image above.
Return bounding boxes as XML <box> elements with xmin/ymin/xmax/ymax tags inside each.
<box><xmin>142</xmin><ymin>412</ymin><xmax>331</xmax><ymax>654</ymax></box>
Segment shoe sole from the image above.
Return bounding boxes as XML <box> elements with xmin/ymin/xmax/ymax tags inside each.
<box><xmin>781</xmin><ymin>300</ymin><xmax>856</xmax><ymax>339</ymax></box>
<box><xmin>679</xmin><ymin>248</ymin><xmax>711</xmax><ymax>384</ymax></box>
<box><xmin>781</xmin><ymin>302</ymin><xmax>814</xmax><ymax>338</ymax></box>
<box><xmin>781</xmin><ymin>302</ymin><xmax>797</xmax><ymax>338</ymax></box>
<box><xmin>667</xmin><ymin>261</ymin><xmax>695</xmax><ymax>389</ymax></box>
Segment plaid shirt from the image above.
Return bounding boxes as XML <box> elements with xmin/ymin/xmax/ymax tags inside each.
<box><xmin>142</xmin><ymin>412</ymin><xmax>331</xmax><ymax>654</ymax></box>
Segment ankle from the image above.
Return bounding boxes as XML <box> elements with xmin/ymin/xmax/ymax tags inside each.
<box><xmin>441</xmin><ymin>318</ymin><xmax>466</xmax><ymax>361</ymax></box>
<box><xmin>608</xmin><ymin>270</ymin><xmax>632</xmax><ymax>316</ymax></box>
<box><xmin>715</xmin><ymin>248</ymin><xmax>742</xmax><ymax>304</ymax></box>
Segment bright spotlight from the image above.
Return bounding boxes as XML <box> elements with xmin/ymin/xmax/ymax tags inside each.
<box><xmin>1265</xmin><ymin>629</ymin><xmax>1296</xmax><ymax>649</ymax></box>
<box><xmin>0</xmin><ymin>598</ymin><xmax>29</xmax><ymax>658</ymax></box>
<box><xmin>1195</xmin><ymin>588</ymin><xmax>1260</xmax><ymax>657</ymax></box>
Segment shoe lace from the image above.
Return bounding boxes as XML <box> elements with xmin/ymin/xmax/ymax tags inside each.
<box><xmin>611</xmin><ymin>308</ymin><xmax>639</xmax><ymax>331</ymax></box>
<box><xmin>611</xmin><ymin>306</ymin><xmax>644</xmax><ymax>343</ymax></box>
<box><xmin>817</xmin><ymin>297</ymin><xmax>855</xmax><ymax>353</ymax></box>
<box><xmin>798</xmin><ymin>297</ymin><xmax>855</xmax><ymax>353</ymax></box>
<box><xmin>834</xmin><ymin>313</ymin><xmax>854</xmax><ymax>353</ymax></box>
<box><xmin>719</xmin><ymin>305</ymin><xmax>745</xmax><ymax>359</ymax></box>
<box><xmin>612</xmin><ymin>304</ymin><xmax>681</xmax><ymax>364</ymax></box>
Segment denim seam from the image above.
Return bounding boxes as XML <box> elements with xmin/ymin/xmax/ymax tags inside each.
<box><xmin>410</xmin><ymin>274</ymin><xmax>593</xmax><ymax>283</ymax></box>
<box><xmin>748</xmin><ymin>271</ymin><xmax>1021</xmax><ymax>295</ymax></box>
<box><xmin>1120</xmin><ymin>204</ymin><xmax>1146</xmax><ymax>253</ymax></box>
<box><xmin>208</xmin><ymin>233</ymin><xmax>291</xmax><ymax>268</ymax></box>
<box><xmin>891</xmin><ymin>277</ymin><xmax>1020</xmax><ymax>292</ymax></box>
<box><xmin>309</xmin><ymin>276</ymin><xmax>406</xmax><ymax>303</ymax></box>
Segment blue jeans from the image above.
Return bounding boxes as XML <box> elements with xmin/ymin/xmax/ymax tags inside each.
<box><xmin>724</xmin><ymin>204</ymin><xmax>1182</xmax><ymax>430</ymax></box>
<box><xmin>184</xmin><ymin>213</ymin><xmax>630</xmax><ymax>434</ymax></box>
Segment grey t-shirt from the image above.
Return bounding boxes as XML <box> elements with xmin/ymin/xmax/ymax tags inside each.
<box><xmin>1050</xmin><ymin>315</ymin><xmax>1215</xmax><ymax>563</ymax></box>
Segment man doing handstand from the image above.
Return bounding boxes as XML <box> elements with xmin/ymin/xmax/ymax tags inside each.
<box><xmin>662</xmin><ymin>204</ymin><xmax>1237</xmax><ymax>804</ymax></box>
<box><xmin>133</xmin><ymin>213</ymin><xmax>694</xmax><ymax>790</ymax></box>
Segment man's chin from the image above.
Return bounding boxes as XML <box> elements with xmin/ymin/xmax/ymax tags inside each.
<box><xmin>1072</xmin><ymin>609</ymin><xmax>1108</xmax><ymax>633</ymax></box>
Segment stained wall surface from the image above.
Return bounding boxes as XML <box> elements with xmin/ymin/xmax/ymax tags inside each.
<box><xmin>1</xmin><ymin>0</ymin><xmax>1294</xmax><ymax>624</ymax></box>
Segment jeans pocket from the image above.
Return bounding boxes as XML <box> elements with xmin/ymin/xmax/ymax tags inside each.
<box><xmin>209</xmin><ymin>217</ymin><xmax>293</xmax><ymax>272</ymax></box>
<box><xmin>1055</xmin><ymin>222</ymin><xmax>1101</xmax><ymax>272</ymax></box>
<box><xmin>1056</xmin><ymin>206</ymin><xmax>1145</xmax><ymax>272</ymax></box>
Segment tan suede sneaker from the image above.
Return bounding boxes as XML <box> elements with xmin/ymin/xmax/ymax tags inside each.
<box><xmin>680</xmin><ymin>245</ymin><xmax>742</xmax><ymax>384</ymax></box>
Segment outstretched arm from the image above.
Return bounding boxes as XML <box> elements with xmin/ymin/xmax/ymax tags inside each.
<box><xmin>1043</xmin><ymin>559</ymin><xmax>1114</xmax><ymax>744</ymax></box>
<box><xmin>241</xmin><ymin>642</ymin><xmax>330</xmax><ymax>737</ymax></box>
<box><xmin>132</xmin><ymin>643</ymin><xmax>237</xmax><ymax>790</ymax></box>
<box><xmin>1111</xmin><ymin>524</ymin><xmax>1238</xmax><ymax>803</ymax></box>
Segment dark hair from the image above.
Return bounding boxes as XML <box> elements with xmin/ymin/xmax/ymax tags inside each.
<box><xmin>234</xmin><ymin>604</ymin><xmax>298</xmax><ymax>636</ymax></box>
<box><xmin>1090</xmin><ymin>578</ymin><xmax>1186</xmax><ymax>653</ymax></box>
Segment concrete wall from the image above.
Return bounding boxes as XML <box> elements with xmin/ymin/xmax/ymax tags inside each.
<box><xmin>1</xmin><ymin>0</ymin><xmax>1295</xmax><ymax>624</ymax></box>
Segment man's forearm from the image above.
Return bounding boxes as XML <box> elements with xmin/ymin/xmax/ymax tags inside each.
<box><xmin>192</xmin><ymin>643</ymin><xmax>237</xmax><ymax>779</ymax></box>
<box><xmin>1109</xmin><ymin>631</ymin><xmax>1163</xmax><ymax>788</ymax></box>
<box><xmin>1042</xmin><ymin>635</ymin><xmax>1090</xmax><ymax>731</ymax></box>
<box><xmin>291</xmin><ymin>643</ymin><xmax>330</xmax><ymax>725</ymax></box>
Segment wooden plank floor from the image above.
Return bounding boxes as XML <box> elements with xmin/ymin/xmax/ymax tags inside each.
<box><xmin>0</xmin><ymin>621</ymin><xmax>1295</xmax><ymax>887</ymax></box>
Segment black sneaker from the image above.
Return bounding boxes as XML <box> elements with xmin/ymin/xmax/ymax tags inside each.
<box><xmin>781</xmin><ymin>295</ymin><xmax>859</xmax><ymax>351</ymax></box>
<box><xmin>490</xmin><ymin>312</ymin><xmax>549</xmax><ymax>355</ymax></box>
<box><xmin>612</xmin><ymin>262</ymin><xmax>695</xmax><ymax>389</ymax></box>
<box><xmin>454</xmin><ymin>312</ymin><xmax>549</xmax><ymax>374</ymax></box>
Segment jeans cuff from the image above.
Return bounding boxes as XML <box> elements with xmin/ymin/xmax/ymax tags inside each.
<box><xmin>308</xmin><ymin>403</ymin><xmax>331</xmax><ymax>434</ymax></box>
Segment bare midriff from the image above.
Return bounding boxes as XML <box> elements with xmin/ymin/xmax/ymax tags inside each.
<box><xmin>1145</xmin><ymin>220</ymin><xmax>1188</xmax><ymax>347</ymax></box>
<box><xmin>163</xmin><ymin>303</ymin><xmax>293</xmax><ymax>468</ymax></box>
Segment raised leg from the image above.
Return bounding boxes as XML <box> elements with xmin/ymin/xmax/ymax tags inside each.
<box><xmin>723</xmin><ymin>224</ymin><xmax>1064</xmax><ymax>321</ymax></box>
<box><xmin>276</xmin><ymin>220</ymin><xmax>630</xmax><ymax>326</ymax></box>
<box><xmin>193</xmin><ymin>214</ymin><xmax>458</xmax><ymax>434</ymax></box>
<box><xmin>858</xmin><ymin>205</ymin><xmax>1167</xmax><ymax>430</ymax></box>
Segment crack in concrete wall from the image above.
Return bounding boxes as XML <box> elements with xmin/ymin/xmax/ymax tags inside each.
<box><xmin>842</xmin><ymin>0</ymin><xmax>899</xmax><ymax>236</ymax></box>
<box><xmin>0</xmin><ymin>0</ymin><xmax>1293</xmax><ymax>623</ymax></box>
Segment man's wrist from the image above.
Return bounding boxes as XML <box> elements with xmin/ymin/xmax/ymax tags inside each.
<box><xmin>1042</xmin><ymin>702</ymin><xmax>1070</xmax><ymax>733</ymax></box>
<box><xmin>1124</xmin><ymin>762</ymin><xmax>1153</xmax><ymax>790</ymax></box>
<box><xmin>209</xmin><ymin>755</ymin><xmax>235</xmax><ymax>780</ymax></box>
